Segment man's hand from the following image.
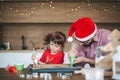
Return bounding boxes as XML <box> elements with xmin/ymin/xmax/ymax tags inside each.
<box><xmin>69</xmin><ymin>48</ymin><xmax>78</xmax><ymax>57</ymax></box>
<box><xmin>74</xmin><ymin>57</ymin><xmax>86</xmax><ymax>64</ymax></box>
<box><xmin>74</xmin><ymin>56</ymin><xmax>95</xmax><ymax>65</ymax></box>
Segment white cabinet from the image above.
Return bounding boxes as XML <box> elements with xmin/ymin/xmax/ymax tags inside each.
<box><xmin>0</xmin><ymin>50</ymin><xmax>70</xmax><ymax>68</ymax></box>
<box><xmin>0</xmin><ymin>50</ymin><xmax>41</xmax><ymax>68</ymax></box>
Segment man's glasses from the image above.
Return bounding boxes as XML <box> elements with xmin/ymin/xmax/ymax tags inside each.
<box><xmin>75</xmin><ymin>38</ymin><xmax>91</xmax><ymax>44</ymax></box>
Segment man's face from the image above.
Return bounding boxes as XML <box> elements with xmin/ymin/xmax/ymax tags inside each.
<box><xmin>75</xmin><ymin>38</ymin><xmax>94</xmax><ymax>47</ymax></box>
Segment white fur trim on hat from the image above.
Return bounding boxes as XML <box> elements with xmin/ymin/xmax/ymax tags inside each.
<box><xmin>74</xmin><ymin>25</ymin><xmax>97</xmax><ymax>42</ymax></box>
<box><xmin>67</xmin><ymin>37</ymin><xmax>73</xmax><ymax>42</ymax></box>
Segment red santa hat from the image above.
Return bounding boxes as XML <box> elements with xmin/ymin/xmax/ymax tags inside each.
<box><xmin>67</xmin><ymin>17</ymin><xmax>97</xmax><ymax>42</ymax></box>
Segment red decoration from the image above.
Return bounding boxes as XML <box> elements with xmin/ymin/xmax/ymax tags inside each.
<box><xmin>8</xmin><ymin>66</ymin><xmax>17</xmax><ymax>72</ymax></box>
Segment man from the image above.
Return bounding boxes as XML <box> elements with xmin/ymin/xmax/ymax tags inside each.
<box><xmin>67</xmin><ymin>17</ymin><xmax>111</xmax><ymax>67</ymax></box>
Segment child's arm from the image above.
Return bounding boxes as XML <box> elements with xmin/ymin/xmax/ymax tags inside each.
<box><xmin>39</xmin><ymin>50</ymin><xmax>48</xmax><ymax>64</ymax></box>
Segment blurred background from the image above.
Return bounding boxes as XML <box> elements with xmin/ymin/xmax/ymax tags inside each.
<box><xmin>0</xmin><ymin>0</ymin><xmax>120</xmax><ymax>51</ymax></box>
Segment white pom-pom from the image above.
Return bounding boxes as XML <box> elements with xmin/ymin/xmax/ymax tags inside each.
<box><xmin>67</xmin><ymin>37</ymin><xmax>73</xmax><ymax>42</ymax></box>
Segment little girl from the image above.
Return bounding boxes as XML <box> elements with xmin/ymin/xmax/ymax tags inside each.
<box><xmin>32</xmin><ymin>31</ymin><xmax>66</xmax><ymax>64</ymax></box>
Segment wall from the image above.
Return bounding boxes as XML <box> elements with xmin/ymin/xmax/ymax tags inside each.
<box><xmin>1</xmin><ymin>23</ymin><xmax>120</xmax><ymax>51</ymax></box>
<box><xmin>0</xmin><ymin>1</ymin><xmax>120</xmax><ymax>23</ymax></box>
<box><xmin>0</xmin><ymin>1</ymin><xmax>120</xmax><ymax>51</ymax></box>
<box><xmin>1</xmin><ymin>23</ymin><xmax>70</xmax><ymax>50</ymax></box>
<box><xmin>0</xmin><ymin>27</ymin><xmax>2</xmax><ymax>43</ymax></box>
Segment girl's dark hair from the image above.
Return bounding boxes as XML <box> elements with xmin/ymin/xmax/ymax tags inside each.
<box><xmin>44</xmin><ymin>31</ymin><xmax>66</xmax><ymax>47</ymax></box>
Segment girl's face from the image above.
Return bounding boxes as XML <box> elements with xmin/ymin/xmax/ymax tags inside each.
<box><xmin>49</xmin><ymin>41</ymin><xmax>62</xmax><ymax>53</ymax></box>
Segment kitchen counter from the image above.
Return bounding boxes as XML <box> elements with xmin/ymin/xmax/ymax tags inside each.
<box><xmin>0</xmin><ymin>68</ymin><xmax>113</xmax><ymax>80</ymax></box>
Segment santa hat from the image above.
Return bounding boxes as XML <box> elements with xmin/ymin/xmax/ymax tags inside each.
<box><xmin>67</xmin><ymin>17</ymin><xmax>97</xmax><ymax>42</ymax></box>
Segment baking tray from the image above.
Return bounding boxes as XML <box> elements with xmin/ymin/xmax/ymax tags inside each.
<box><xmin>29</xmin><ymin>64</ymin><xmax>81</xmax><ymax>73</ymax></box>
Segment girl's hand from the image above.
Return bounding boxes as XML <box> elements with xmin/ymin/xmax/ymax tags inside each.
<box><xmin>31</xmin><ymin>54</ymin><xmax>36</xmax><ymax>61</ymax></box>
<box><xmin>31</xmin><ymin>54</ymin><xmax>38</xmax><ymax>65</ymax></box>
<box><xmin>38</xmin><ymin>61</ymin><xmax>45</xmax><ymax>64</ymax></box>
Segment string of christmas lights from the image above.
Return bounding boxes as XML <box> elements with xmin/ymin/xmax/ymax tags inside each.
<box><xmin>0</xmin><ymin>0</ymin><xmax>120</xmax><ymax>22</ymax></box>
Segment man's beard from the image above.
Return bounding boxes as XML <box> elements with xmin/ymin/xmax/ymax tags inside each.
<box><xmin>83</xmin><ymin>39</ymin><xmax>94</xmax><ymax>47</ymax></box>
